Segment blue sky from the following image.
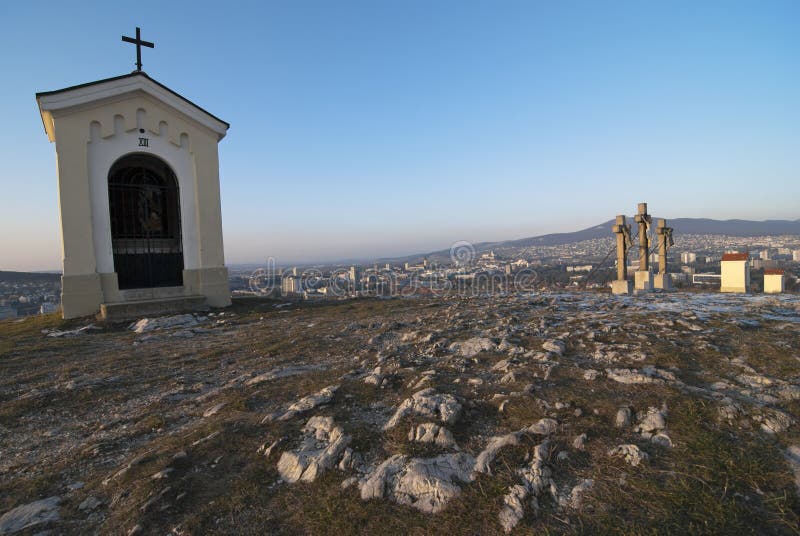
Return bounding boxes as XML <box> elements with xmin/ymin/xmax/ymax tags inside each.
<box><xmin>1</xmin><ymin>0</ymin><xmax>798</xmax><ymax>270</ymax></box>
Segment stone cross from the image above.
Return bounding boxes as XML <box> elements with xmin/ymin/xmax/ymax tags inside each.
<box><xmin>612</xmin><ymin>215</ymin><xmax>632</xmax><ymax>281</ymax></box>
<box><xmin>656</xmin><ymin>219</ymin><xmax>673</xmax><ymax>274</ymax></box>
<box><xmin>634</xmin><ymin>202</ymin><xmax>652</xmax><ymax>272</ymax></box>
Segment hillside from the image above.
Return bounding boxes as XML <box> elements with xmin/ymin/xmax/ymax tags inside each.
<box><xmin>1</xmin><ymin>293</ymin><xmax>799</xmax><ymax>534</ymax></box>
<box><xmin>505</xmin><ymin>218</ymin><xmax>800</xmax><ymax>248</ymax></box>
<box><xmin>384</xmin><ymin>218</ymin><xmax>800</xmax><ymax>264</ymax></box>
<box><xmin>0</xmin><ymin>271</ymin><xmax>61</xmax><ymax>284</ymax></box>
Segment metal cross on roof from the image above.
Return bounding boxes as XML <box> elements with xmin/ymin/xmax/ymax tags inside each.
<box><xmin>121</xmin><ymin>27</ymin><xmax>155</xmax><ymax>72</ymax></box>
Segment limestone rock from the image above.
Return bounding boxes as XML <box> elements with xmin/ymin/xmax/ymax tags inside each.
<box><xmin>401</xmin><ymin>331</ymin><xmax>419</xmax><ymax>343</ymax></box>
<box><xmin>78</xmin><ymin>496</ymin><xmax>102</xmax><ymax>512</ymax></box>
<box><xmin>337</xmin><ymin>447</ymin><xmax>364</xmax><ymax>471</ymax></box>
<box><xmin>606</xmin><ymin>368</ymin><xmax>663</xmax><ymax>385</ymax></box>
<box><xmin>0</xmin><ymin>496</ymin><xmax>60</xmax><ymax>534</ymax></box>
<box><xmin>499</xmin><ymin>371</ymin><xmax>516</xmax><ymax>384</ymax></box>
<box><xmin>46</xmin><ymin>324</ymin><xmax>100</xmax><ymax>338</ymax></box>
<box><xmin>408</xmin><ymin>423</ymin><xmax>457</xmax><ymax>449</ymax></box>
<box><xmin>277</xmin><ymin>416</ymin><xmax>351</xmax><ymax>483</ymax></box>
<box><xmin>256</xmin><ymin>438</ymin><xmax>283</xmax><ymax>458</ymax></box>
<box><xmin>757</xmin><ymin>409</ymin><xmax>795</xmax><ymax>434</ymax></box>
<box><xmin>359</xmin><ymin>453</ymin><xmax>475</xmax><ymax>513</ymax></box>
<box><xmin>615</xmin><ymin>407</ymin><xmax>632</xmax><ymax>428</ymax></box>
<box><xmin>203</xmin><ymin>402</ymin><xmax>226</xmax><ymax>417</ymax></box>
<box><xmin>718</xmin><ymin>400</ymin><xmax>742</xmax><ymax>422</ymax></box>
<box><xmin>473</xmin><ymin>432</ymin><xmax>520</xmax><ymax>475</ymax></box>
<box><xmin>527</xmin><ymin>418</ymin><xmax>558</xmax><ymax>435</ymax></box>
<box><xmin>129</xmin><ymin>314</ymin><xmax>199</xmax><ymax>334</ymax></box>
<box><xmin>542</xmin><ymin>339</ymin><xmax>566</xmax><ymax>356</ymax></box>
<box><xmin>150</xmin><ymin>468</ymin><xmax>173</xmax><ymax>480</ymax></box>
<box><xmin>634</xmin><ymin>406</ymin><xmax>667</xmax><ymax>438</ymax></box>
<box><xmin>650</xmin><ymin>433</ymin><xmax>673</xmax><ymax>448</ymax></box>
<box><xmin>449</xmin><ymin>338</ymin><xmax>496</xmax><ymax>358</ymax></box>
<box><xmin>190</xmin><ymin>430</ymin><xmax>221</xmax><ymax>447</ymax></box>
<box><xmin>492</xmin><ymin>358</ymin><xmax>513</xmax><ymax>372</ymax></box>
<box><xmin>273</xmin><ymin>385</ymin><xmax>338</xmax><ymax>422</ymax></box>
<box><xmin>363</xmin><ymin>366</ymin><xmax>384</xmax><ymax>386</ymax></box>
<box><xmin>383</xmin><ymin>389</ymin><xmax>462</xmax><ymax>430</ymax></box>
<box><xmin>608</xmin><ymin>444</ymin><xmax>649</xmax><ymax>466</ymax></box>
<box><xmin>498</xmin><ymin>441</ymin><xmax>556</xmax><ymax>533</ymax></box>
<box><xmin>777</xmin><ymin>384</ymin><xmax>800</xmax><ymax>401</ymax></box>
<box><xmin>497</xmin><ymin>484</ymin><xmax>527</xmax><ymax>533</ymax></box>
<box><xmin>341</xmin><ymin>476</ymin><xmax>358</xmax><ymax>489</ymax></box>
<box><xmin>583</xmin><ymin>369</ymin><xmax>600</xmax><ymax>381</ymax></box>
<box><xmin>393</xmin><ymin>453</ymin><xmax>474</xmax><ymax>513</ymax></box>
<box><xmin>359</xmin><ymin>454</ymin><xmax>406</xmax><ymax>501</ymax></box>
<box><xmin>559</xmin><ymin>478</ymin><xmax>593</xmax><ymax>510</ymax></box>
<box><xmin>641</xmin><ymin>366</ymin><xmax>678</xmax><ymax>382</ymax></box>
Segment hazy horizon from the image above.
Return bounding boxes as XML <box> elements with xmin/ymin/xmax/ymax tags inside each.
<box><xmin>3</xmin><ymin>1</ymin><xmax>799</xmax><ymax>271</ymax></box>
<box><xmin>5</xmin><ymin>214</ymin><xmax>800</xmax><ymax>272</ymax></box>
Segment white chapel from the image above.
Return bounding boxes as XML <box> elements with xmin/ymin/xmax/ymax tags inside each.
<box><xmin>36</xmin><ymin>28</ymin><xmax>231</xmax><ymax>319</ymax></box>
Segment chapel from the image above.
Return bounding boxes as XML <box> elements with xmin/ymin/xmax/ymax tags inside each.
<box><xmin>36</xmin><ymin>28</ymin><xmax>231</xmax><ymax>319</ymax></box>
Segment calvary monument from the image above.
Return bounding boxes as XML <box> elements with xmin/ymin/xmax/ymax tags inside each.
<box><xmin>35</xmin><ymin>28</ymin><xmax>231</xmax><ymax>319</ymax></box>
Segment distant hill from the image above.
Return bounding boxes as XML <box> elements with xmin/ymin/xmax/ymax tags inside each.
<box><xmin>502</xmin><ymin>218</ymin><xmax>800</xmax><ymax>248</ymax></box>
<box><xmin>0</xmin><ymin>271</ymin><xmax>61</xmax><ymax>283</ymax></box>
<box><xmin>382</xmin><ymin>218</ymin><xmax>800</xmax><ymax>263</ymax></box>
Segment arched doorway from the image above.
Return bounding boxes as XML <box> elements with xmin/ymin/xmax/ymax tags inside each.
<box><xmin>108</xmin><ymin>154</ymin><xmax>184</xmax><ymax>289</ymax></box>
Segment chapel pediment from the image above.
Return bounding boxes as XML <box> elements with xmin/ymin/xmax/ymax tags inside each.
<box><xmin>36</xmin><ymin>71</ymin><xmax>229</xmax><ymax>142</ymax></box>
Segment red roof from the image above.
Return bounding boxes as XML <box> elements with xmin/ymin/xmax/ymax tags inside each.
<box><xmin>722</xmin><ymin>253</ymin><xmax>749</xmax><ymax>261</ymax></box>
<box><xmin>764</xmin><ymin>269</ymin><xmax>785</xmax><ymax>275</ymax></box>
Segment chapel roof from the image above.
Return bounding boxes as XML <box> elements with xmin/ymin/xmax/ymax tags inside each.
<box><xmin>36</xmin><ymin>71</ymin><xmax>229</xmax><ymax>141</ymax></box>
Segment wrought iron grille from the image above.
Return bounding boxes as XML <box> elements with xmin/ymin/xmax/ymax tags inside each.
<box><xmin>108</xmin><ymin>154</ymin><xmax>184</xmax><ymax>290</ymax></box>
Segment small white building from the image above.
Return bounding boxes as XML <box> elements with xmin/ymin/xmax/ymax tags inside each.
<box><xmin>764</xmin><ymin>269</ymin><xmax>785</xmax><ymax>294</ymax></box>
<box><xmin>720</xmin><ymin>253</ymin><xmax>750</xmax><ymax>293</ymax></box>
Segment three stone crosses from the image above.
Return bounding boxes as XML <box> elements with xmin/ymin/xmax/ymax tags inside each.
<box><xmin>611</xmin><ymin>202</ymin><xmax>673</xmax><ymax>295</ymax></box>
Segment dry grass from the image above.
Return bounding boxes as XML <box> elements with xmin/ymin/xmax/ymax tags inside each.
<box><xmin>1</xmin><ymin>296</ymin><xmax>799</xmax><ymax>535</ymax></box>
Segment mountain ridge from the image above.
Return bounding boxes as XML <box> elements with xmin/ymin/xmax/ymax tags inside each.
<box><xmin>379</xmin><ymin>218</ymin><xmax>800</xmax><ymax>263</ymax></box>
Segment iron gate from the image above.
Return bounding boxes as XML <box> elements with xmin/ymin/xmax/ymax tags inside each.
<box><xmin>108</xmin><ymin>154</ymin><xmax>184</xmax><ymax>290</ymax></box>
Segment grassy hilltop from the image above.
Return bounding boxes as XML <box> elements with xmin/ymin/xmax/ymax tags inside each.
<box><xmin>1</xmin><ymin>293</ymin><xmax>799</xmax><ymax>535</ymax></box>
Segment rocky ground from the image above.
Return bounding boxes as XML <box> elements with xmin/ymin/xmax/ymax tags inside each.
<box><xmin>1</xmin><ymin>291</ymin><xmax>799</xmax><ymax>535</ymax></box>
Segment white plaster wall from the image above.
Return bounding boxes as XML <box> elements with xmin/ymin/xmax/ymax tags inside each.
<box><xmin>721</xmin><ymin>260</ymin><xmax>748</xmax><ymax>291</ymax></box>
<box><xmin>87</xmin><ymin>110</ymin><xmax>200</xmax><ymax>275</ymax></box>
<box><xmin>764</xmin><ymin>275</ymin><xmax>785</xmax><ymax>294</ymax></box>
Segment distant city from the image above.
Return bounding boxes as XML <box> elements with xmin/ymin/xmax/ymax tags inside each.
<box><xmin>0</xmin><ymin>271</ymin><xmax>61</xmax><ymax>319</ymax></box>
<box><xmin>3</xmin><ymin>228</ymin><xmax>799</xmax><ymax>320</ymax></box>
<box><xmin>228</xmin><ymin>231</ymin><xmax>800</xmax><ymax>301</ymax></box>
